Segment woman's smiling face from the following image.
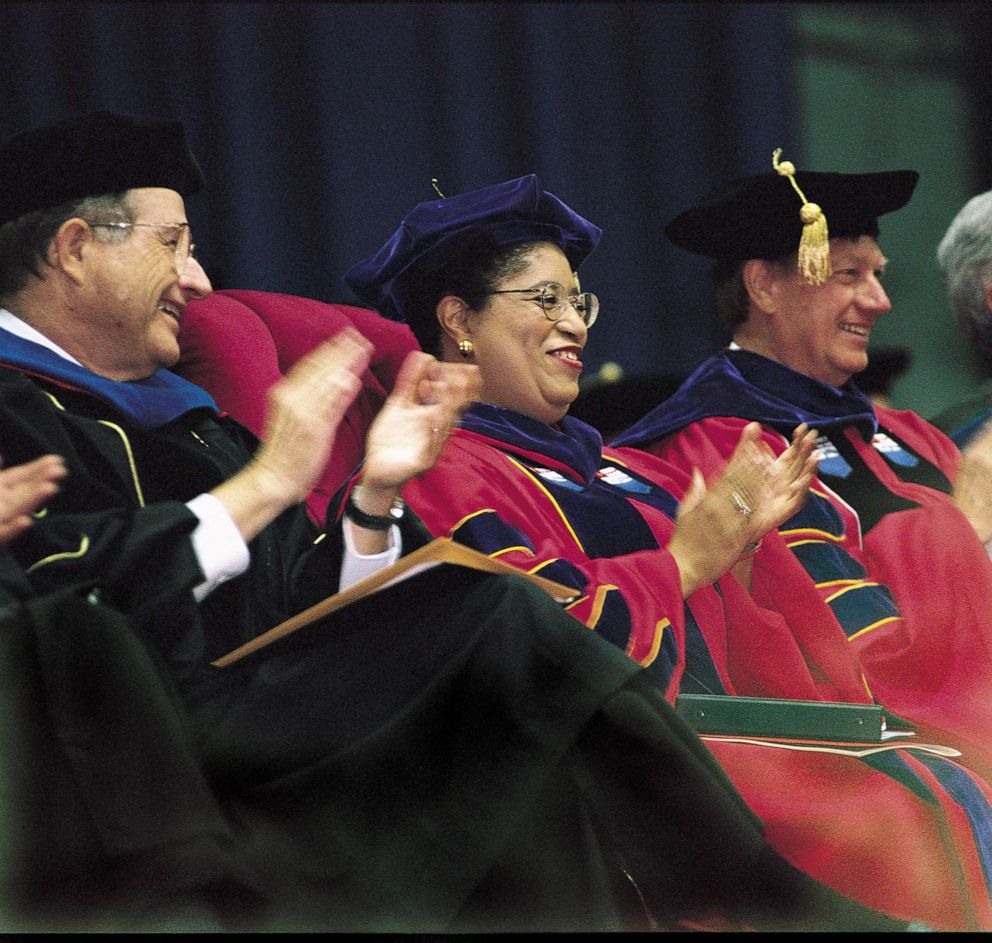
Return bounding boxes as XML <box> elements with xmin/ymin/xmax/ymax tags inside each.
<box><xmin>465</xmin><ymin>243</ymin><xmax>589</xmax><ymax>424</ymax></box>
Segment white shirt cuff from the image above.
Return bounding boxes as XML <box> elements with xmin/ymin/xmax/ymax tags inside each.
<box><xmin>187</xmin><ymin>493</ymin><xmax>251</xmax><ymax>602</ymax></box>
<box><xmin>339</xmin><ymin>519</ymin><xmax>402</xmax><ymax>590</ymax></box>
<box><xmin>186</xmin><ymin>493</ymin><xmax>403</xmax><ymax>602</ymax></box>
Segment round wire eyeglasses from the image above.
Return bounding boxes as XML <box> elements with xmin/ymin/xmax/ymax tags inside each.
<box><xmin>486</xmin><ymin>282</ymin><xmax>599</xmax><ymax>328</ymax></box>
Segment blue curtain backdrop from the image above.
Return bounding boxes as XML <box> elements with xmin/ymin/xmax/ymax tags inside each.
<box><xmin>0</xmin><ymin>1</ymin><xmax>798</xmax><ymax>383</ymax></box>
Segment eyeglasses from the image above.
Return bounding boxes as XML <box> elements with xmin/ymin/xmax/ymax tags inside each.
<box><xmin>486</xmin><ymin>282</ymin><xmax>600</xmax><ymax>328</ymax></box>
<box><xmin>86</xmin><ymin>221</ymin><xmax>198</xmax><ymax>275</ymax></box>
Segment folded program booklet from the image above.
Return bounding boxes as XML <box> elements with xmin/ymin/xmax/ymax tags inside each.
<box><xmin>212</xmin><ymin>537</ymin><xmax>580</xmax><ymax>668</ymax></box>
<box><xmin>674</xmin><ymin>693</ymin><xmax>916</xmax><ymax>744</ymax></box>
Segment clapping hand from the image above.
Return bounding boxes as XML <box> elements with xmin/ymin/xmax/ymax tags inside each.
<box><xmin>213</xmin><ymin>327</ymin><xmax>374</xmax><ymax>541</ymax></box>
<box><xmin>343</xmin><ymin>351</ymin><xmax>479</xmax><ymax>554</ymax></box>
<box><xmin>711</xmin><ymin>421</ymin><xmax>819</xmax><ymax>546</ymax></box>
<box><xmin>362</xmin><ymin>351</ymin><xmax>480</xmax><ymax>493</ymax></box>
<box><xmin>668</xmin><ymin>422</ymin><xmax>818</xmax><ymax>596</ymax></box>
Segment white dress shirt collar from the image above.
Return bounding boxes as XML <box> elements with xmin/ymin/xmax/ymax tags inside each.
<box><xmin>0</xmin><ymin>307</ymin><xmax>82</xmax><ymax>365</ymax></box>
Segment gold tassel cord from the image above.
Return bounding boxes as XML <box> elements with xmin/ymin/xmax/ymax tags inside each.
<box><xmin>772</xmin><ymin>148</ymin><xmax>831</xmax><ymax>286</ymax></box>
<box><xmin>431</xmin><ymin>178</ymin><xmax>445</xmax><ymax>199</ymax></box>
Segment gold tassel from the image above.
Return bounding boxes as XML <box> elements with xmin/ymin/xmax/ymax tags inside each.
<box><xmin>431</xmin><ymin>178</ymin><xmax>446</xmax><ymax>199</ymax></box>
<box><xmin>772</xmin><ymin>148</ymin><xmax>830</xmax><ymax>286</ymax></box>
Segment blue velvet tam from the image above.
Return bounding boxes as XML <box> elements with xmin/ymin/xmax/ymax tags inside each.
<box><xmin>344</xmin><ymin>174</ymin><xmax>602</xmax><ymax>327</ymax></box>
<box><xmin>0</xmin><ymin>111</ymin><xmax>204</xmax><ymax>226</ymax></box>
<box><xmin>665</xmin><ymin>167</ymin><xmax>918</xmax><ymax>262</ymax></box>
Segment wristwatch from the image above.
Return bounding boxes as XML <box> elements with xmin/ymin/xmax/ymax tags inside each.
<box><xmin>344</xmin><ymin>488</ymin><xmax>405</xmax><ymax>531</ymax></box>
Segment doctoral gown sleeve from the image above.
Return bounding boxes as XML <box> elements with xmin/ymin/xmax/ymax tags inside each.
<box><xmin>399</xmin><ymin>435</ymin><xmax>690</xmax><ymax>699</ymax></box>
<box><xmin>0</xmin><ymin>370</ymin><xmax>206</xmax><ymax>619</ymax></box>
<box><xmin>0</xmin><ymin>368</ymin><xmax>341</xmax><ymax>667</ymax></box>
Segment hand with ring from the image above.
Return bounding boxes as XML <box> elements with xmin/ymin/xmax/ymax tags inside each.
<box><xmin>667</xmin><ymin>421</ymin><xmax>818</xmax><ymax>596</ymax></box>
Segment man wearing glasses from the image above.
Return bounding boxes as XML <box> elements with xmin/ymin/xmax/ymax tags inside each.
<box><xmin>0</xmin><ymin>112</ymin><xmax>910</xmax><ymax>934</ymax></box>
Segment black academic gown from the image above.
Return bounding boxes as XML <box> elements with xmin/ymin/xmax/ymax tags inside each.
<box><xmin>0</xmin><ymin>361</ymin><xmax>909</xmax><ymax>933</ymax></box>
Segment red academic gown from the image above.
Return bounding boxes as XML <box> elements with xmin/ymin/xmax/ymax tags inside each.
<box><xmin>390</xmin><ymin>401</ymin><xmax>992</xmax><ymax>930</ymax></box>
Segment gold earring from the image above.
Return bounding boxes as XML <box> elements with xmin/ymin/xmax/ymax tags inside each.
<box><xmin>458</xmin><ymin>339</ymin><xmax>474</xmax><ymax>359</ymax></box>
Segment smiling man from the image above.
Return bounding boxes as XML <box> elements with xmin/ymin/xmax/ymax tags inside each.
<box><xmin>0</xmin><ymin>115</ymin><xmax>922</xmax><ymax>935</ymax></box>
<box><xmin>614</xmin><ymin>154</ymin><xmax>992</xmax><ymax>801</ymax></box>
<box><xmin>0</xmin><ymin>109</ymin><xmax>506</xmax><ymax>929</ymax></box>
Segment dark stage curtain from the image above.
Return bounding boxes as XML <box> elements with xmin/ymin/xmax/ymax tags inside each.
<box><xmin>0</xmin><ymin>1</ymin><xmax>798</xmax><ymax>383</ymax></box>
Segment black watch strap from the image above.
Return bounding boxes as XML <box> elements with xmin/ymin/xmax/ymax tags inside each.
<box><xmin>344</xmin><ymin>489</ymin><xmax>405</xmax><ymax>531</ymax></box>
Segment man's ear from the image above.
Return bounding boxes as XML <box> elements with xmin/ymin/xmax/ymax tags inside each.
<box><xmin>436</xmin><ymin>294</ymin><xmax>471</xmax><ymax>345</ymax></box>
<box><xmin>51</xmin><ymin>218</ymin><xmax>93</xmax><ymax>285</ymax></box>
<box><xmin>742</xmin><ymin>258</ymin><xmax>778</xmax><ymax>315</ymax></box>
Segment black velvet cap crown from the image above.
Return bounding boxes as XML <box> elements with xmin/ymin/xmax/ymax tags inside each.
<box><xmin>0</xmin><ymin>111</ymin><xmax>204</xmax><ymax>226</ymax></box>
<box><xmin>344</xmin><ymin>174</ymin><xmax>602</xmax><ymax>332</ymax></box>
<box><xmin>665</xmin><ymin>167</ymin><xmax>919</xmax><ymax>262</ymax></box>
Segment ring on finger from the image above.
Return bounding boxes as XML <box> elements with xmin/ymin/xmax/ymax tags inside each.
<box><xmin>731</xmin><ymin>490</ymin><xmax>753</xmax><ymax>518</ymax></box>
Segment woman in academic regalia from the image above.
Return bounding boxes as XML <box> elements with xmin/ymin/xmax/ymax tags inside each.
<box><xmin>342</xmin><ymin>173</ymin><xmax>992</xmax><ymax>931</ymax></box>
